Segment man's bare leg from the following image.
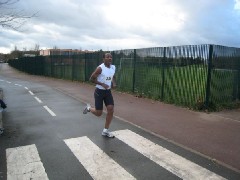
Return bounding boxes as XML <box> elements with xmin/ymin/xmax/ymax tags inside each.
<box><xmin>89</xmin><ymin>107</ymin><xmax>102</xmax><ymax>117</ymax></box>
<box><xmin>104</xmin><ymin>105</ymin><xmax>114</xmax><ymax>129</ymax></box>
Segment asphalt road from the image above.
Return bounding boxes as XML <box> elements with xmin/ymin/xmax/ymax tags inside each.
<box><xmin>0</xmin><ymin>65</ymin><xmax>239</xmax><ymax>179</ymax></box>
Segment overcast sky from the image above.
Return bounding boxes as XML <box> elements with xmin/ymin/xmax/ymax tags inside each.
<box><xmin>0</xmin><ymin>0</ymin><xmax>240</xmax><ymax>54</ymax></box>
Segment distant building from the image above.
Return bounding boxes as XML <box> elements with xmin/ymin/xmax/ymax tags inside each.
<box><xmin>39</xmin><ymin>49</ymin><xmax>93</xmax><ymax>56</ymax></box>
<box><xmin>23</xmin><ymin>54</ymin><xmax>36</xmax><ymax>57</ymax></box>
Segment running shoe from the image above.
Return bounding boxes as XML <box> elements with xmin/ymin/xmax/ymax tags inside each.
<box><xmin>83</xmin><ymin>104</ymin><xmax>91</xmax><ymax>114</ymax></box>
<box><xmin>102</xmin><ymin>130</ymin><xmax>115</xmax><ymax>138</ymax></box>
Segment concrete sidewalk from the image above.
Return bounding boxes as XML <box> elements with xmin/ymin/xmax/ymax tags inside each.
<box><xmin>1</xmin><ymin>63</ymin><xmax>240</xmax><ymax>173</ymax></box>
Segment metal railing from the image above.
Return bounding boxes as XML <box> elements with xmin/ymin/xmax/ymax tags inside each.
<box><xmin>8</xmin><ymin>44</ymin><xmax>240</xmax><ymax>111</ymax></box>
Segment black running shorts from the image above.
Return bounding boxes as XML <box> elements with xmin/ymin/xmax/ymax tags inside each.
<box><xmin>94</xmin><ymin>88</ymin><xmax>114</xmax><ymax>110</ymax></box>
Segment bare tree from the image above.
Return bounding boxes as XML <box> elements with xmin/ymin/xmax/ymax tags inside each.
<box><xmin>0</xmin><ymin>0</ymin><xmax>37</xmax><ymax>31</ymax></box>
<box><xmin>34</xmin><ymin>44</ymin><xmax>39</xmax><ymax>51</ymax></box>
<box><xmin>53</xmin><ymin>45</ymin><xmax>58</xmax><ymax>49</ymax></box>
<box><xmin>14</xmin><ymin>45</ymin><xmax>17</xmax><ymax>51</ymax></box>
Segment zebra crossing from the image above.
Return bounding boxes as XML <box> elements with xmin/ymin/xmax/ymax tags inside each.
<box><xmin>64</xmin><ymin>136</ymin><xmax>135</xmax><ymax>180</ymax></box>
<box><xmin>6</xmin><ymin>144</ymin><xmax>48</xmax><ymax>180</ymax></box>
<box><xmin>6</xmin><ymin>129</ymin><xmax>226</xmax><ymax>180</ymax></box>
<box><xmin>114</xmin><ymin>130</ymin><xmax>225</xmax><ymax>180</ymax></box>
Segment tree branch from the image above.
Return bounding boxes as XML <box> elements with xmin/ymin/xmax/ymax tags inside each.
<box><xmin>0</xmin><ymin>0</ymin><xmax>37</xmax><ymax>31</ymax></box>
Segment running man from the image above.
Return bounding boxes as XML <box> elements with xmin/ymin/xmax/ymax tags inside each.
<box><xmin>83</xmin><ymin>53</ymin><xmax>117</xmax><ymax>138</ymax></box>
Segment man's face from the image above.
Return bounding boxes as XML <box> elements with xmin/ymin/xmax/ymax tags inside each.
<box><xmin>104</xmin><ymin>53</ymin><xmax>112</xmax><ymax>67</ymax></box>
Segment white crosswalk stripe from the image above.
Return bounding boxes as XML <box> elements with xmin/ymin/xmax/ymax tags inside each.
<box><xmin>6</xmin><ymin>144</ymin><xmax>49</xmax><ymax>180</ymax></box>
<box><xmin>113</xmin><ymin>129</ymin><xmax>226</xmax><ymax>180</ymax></box>
<box><xmin>64</xmin><ymin>136</ymin><xmax>136</xmax><ymax>180</ymax></box>
<box><xmin>5</xmin><ymin>129</ymin><xmax>227</xmax><ymax>180</ymax></box>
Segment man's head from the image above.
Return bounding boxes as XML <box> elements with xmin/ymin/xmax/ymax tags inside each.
<box><xmin>103</xmin><ymin>53</ymin><xmax>112</xmax><ymax>67</ymax></box>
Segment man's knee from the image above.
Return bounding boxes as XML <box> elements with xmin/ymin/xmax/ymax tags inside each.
<box><xmin>107</xmin><ymin>105</ymin><xmax>114</xmax><ymax>113</ymax></box>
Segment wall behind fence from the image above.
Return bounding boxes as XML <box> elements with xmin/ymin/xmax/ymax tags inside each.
<box><xmin>8</xmin><ymin>44</ymin><xmax>240</xmax><ymax>111</ymax></box>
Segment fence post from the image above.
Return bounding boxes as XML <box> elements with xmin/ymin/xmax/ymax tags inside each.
<box><xmin>84</xmin><ymin>53</ymin><xmax>87</xmax><ymax>82</ymax></box>
<box><xmin>238</xmin><ymin>60</ymin><xmax>240</xmax><ymax>100</ymax></box>
<box><xmin>205</xmin><ymin>44</ymin><xmax>213</xmax><ymax>108</ymax></box>
<box><xmin>43</xmin><ymin>56</ymin><xmax>46</xmax><ymax>76</ymax></box>
<box><xmin>132</xmin><ymin>49</ymin><xmax>137</xmax><ymax>93</ymax></box>
<box><xmin>72</xmin><ymin>55</ymin><xmax>75</xmax><ymax>81</ymax></box>
<box><xmin>61</xmin><ymin>56</ymin><xmax>64</xmax><ymax>79</ymax></box>
<box><xmin>161</xmin><ymin>47</ymin><xmax>166</xmax><ymax>100</ymax></box>
<box><xmin>111</xmin><ymin>51</ymin><xmax>115</xmax><ymax>65</ymax></box>
<box><xmin>50</xmin><ymin>55</ymin><xmax>53</xmax><ymax>77</ymax></box>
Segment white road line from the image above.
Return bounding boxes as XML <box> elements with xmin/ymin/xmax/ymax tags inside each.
<box><xmin>28</xmin><ymin>90</ymin><xmax>34</xmax><ymax>95</ymax></box>
<box><xmin>0</xmin><ymin>79</ymin><xmax>4</xmax><ymax>81</ymax></box>
<box><xmin>64</xmin><ymin>136</ymin><xmax>136</xmax><ymax>180</ymax></box>
<box><xmin>25</xmin><ymin>87</ymin><xmax>29</xmax><ymax>90</ymax></box>
<box><xmin>14</xmin><ymin>83</ymin><xmax>22</xmax><ymax>87</ymax></box>
<box><xmin>43</xmin><ymin>106</ymin><xmax>56</xmax><ymax>116</ymax></box>
<box><xmin>113</xmin><ymin>129</ymin><xmax>226</xmax><ymax>180</ymax></box>
<box><xmin>34</xmin><ymin>97</ymin><xmax>42</xmax><ymax>103</ymax></box>
<box><xmin>6</xmin><ymin>144</ymin><xmax>49</xmax><ymax>180</ymax></box>
<box><xmin>6</xmin><ymin>81</ymin><xmax>11</xmax><ymax>83</ymax></box>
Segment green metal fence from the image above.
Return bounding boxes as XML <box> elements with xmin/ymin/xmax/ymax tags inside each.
<box><xmin>8</xmin><ymin>44</ymin><xmax>240</xmax><ymax>111</ymax></box>
<box><xmin>209</xmin><ymin>45</ymin><xmax>240</xmax><ymax>108</ymax></box>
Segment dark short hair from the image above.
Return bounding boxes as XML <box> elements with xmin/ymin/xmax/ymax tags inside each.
<box><xmin>103</xmin><ymin>53</ymin><xmax>112</xmax><ymax>58</ymax></box>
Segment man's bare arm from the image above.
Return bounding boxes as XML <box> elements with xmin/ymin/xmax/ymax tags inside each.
<box><xmin>90</xmin><ymin>67</ymin><xmax>102</xmax><ymax>84</ymax></box>
<box><xmin>89</xmin><ymin>67</ymin><xmax>109</xmax><ymax>89</ymax></box>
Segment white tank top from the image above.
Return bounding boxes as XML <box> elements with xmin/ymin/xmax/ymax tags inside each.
<box><xmin>96</xmin><ymin>63</ymin><xmax>116</xmax><ymax>90</ymax></box>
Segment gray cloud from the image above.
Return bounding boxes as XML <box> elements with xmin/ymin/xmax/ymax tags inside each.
<box><xmin>1</xmin><ymin>0</ymin><xmax>240</xmax><ymax>53</ymax></box>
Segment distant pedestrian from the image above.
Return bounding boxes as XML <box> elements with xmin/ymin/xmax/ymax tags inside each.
<box><xmin>83</xmin><ymin>53</ymin><xmax>117</xmax><ymax>138</ymax></box>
